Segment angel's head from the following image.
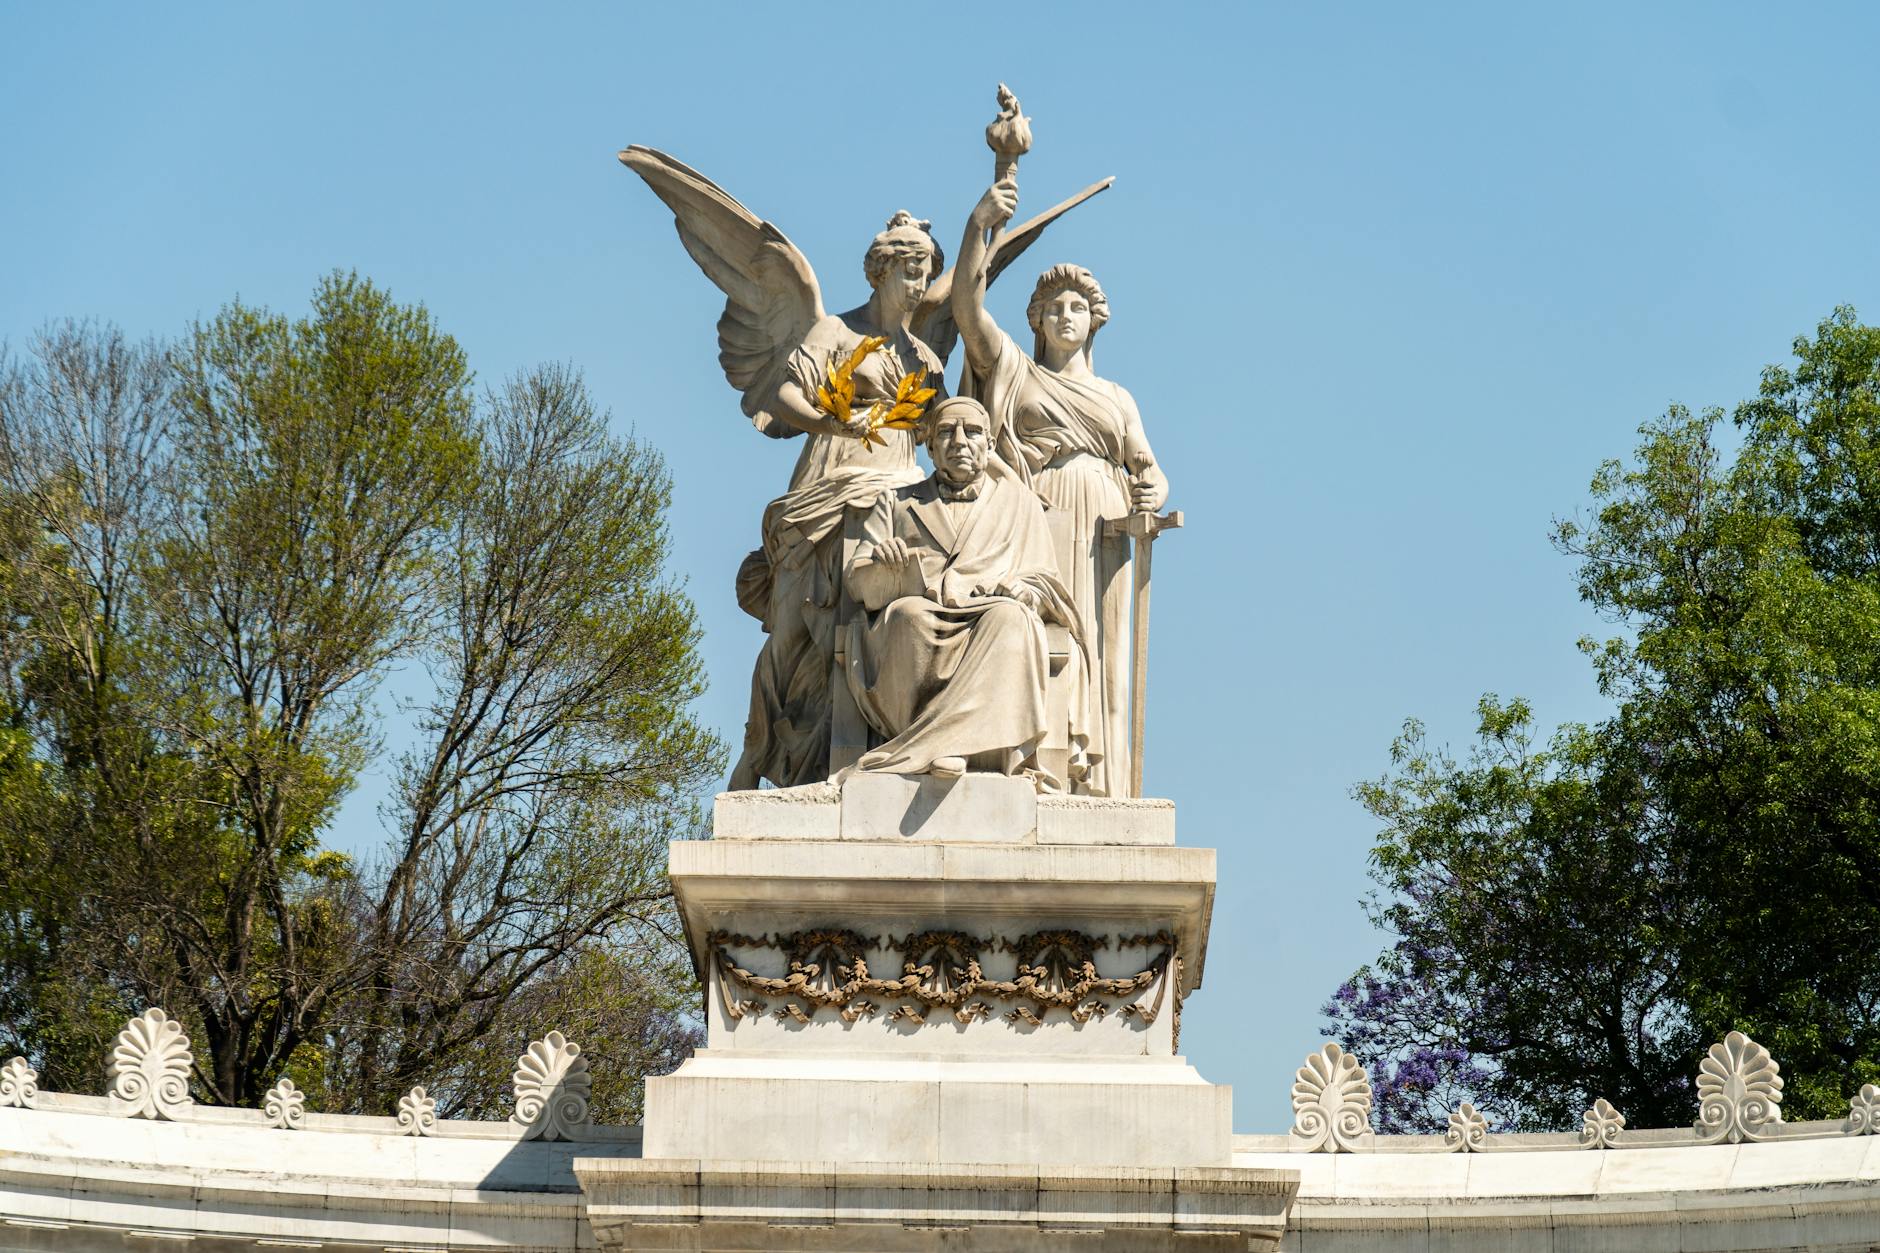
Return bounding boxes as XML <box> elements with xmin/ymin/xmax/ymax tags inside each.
<box><xmin>1027</xmin><ymin>264</ymin><xmax>1110</xmax><ymax>361</ymax></box>
<box><xmin>865</xmin><ymin>211</ymin><xmax>945</xmax><ymax>311</ymax></box>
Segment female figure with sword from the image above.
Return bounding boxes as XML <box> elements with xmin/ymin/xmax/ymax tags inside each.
<box><xmin>952</xmin><ymin>174</ymin><xmax>1171</xmax><ymax>797</ymax></box>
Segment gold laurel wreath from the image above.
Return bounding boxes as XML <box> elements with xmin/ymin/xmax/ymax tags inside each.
<box><xmin>813</xmin><ymin>337</ymin><xmax>936</xmax><ymax>452</ymax></box>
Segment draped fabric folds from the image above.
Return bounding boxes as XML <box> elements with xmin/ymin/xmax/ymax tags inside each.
<box><xmin>970</xmin><ymin>330</ymin><xmax>1134</xmax><ymax>796</ymax></box>
<box><xmin>843</xmin><ymin>474</ymin><xmax>1085</xmax><ymax>783</ymax></box>
<box><xmin>727</xmin><ymin>330</ymin><xmax>934</xmax><ymax>789</ymax></box>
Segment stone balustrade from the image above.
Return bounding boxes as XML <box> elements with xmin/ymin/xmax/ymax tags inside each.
<box><xmin>3</xmin><ymin>1009</ymin><xmax>1879</xmax><ymax>1250</ymax></box>
<box><xmin>8</xmin><ymin>1007</ymin><xmax>1875</xmax><ymax>1155</ymax></box>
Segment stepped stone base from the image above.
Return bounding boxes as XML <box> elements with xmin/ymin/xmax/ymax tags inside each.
<box><xmin>600</xmin><ymin>778</ymin><xmax>1299</xmax><ymax>1251</ymax></box>
<box><xmin>576</xmin><ymin>1159</ymin><xmax>1298</xmax><ymax>1252</ymax></box>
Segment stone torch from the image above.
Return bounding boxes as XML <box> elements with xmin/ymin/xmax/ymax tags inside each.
<box><xmin>985</xmin><ymin>82</ymin><xmax>1031</xmax><ymax>185</ymax></box>
<box><xmin>983</xmin><ymin>83</ymin><xmax>1031</xmax><ymax>252</ymax></box>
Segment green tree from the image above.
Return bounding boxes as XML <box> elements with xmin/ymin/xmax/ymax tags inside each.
<box><xmin>1334</xmin><ymin>700</ymin><xmax>1696</xmax><ymax>1132</ymax></box>
<box><xmin>332</xmin><ymin>361</ymin><xmax>718</xmax><ymax>1113</ymax></box>
<box><xmin>1332</xmin><ymin>308</ymin><xmax>1880</xmax><ymax>1128</ymax></box>
<box><xmin>437</xmin><ymin>943</ymin><xmax>701</xmax><ymax>1125</ymax></box>
<box><xmin>1564</xmin><ymin>308</ymin><xmax>1880</xmax><ymax>1117</ymax></box>
<box><xmin>0</xmin><ymin>319</ymin><xmax>207</xmax><ymax>1092</ymax></box>
<box><xmin>0</xmin><ymin>277</ymin><xmax>721</xmax><ymax>1113</ymax></box>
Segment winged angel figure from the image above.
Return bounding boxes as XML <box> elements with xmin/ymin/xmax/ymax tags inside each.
<box><xmin>620</xmin><ymin>146</ymin><xmax>1107</xmax><ymax>789</ymax></box>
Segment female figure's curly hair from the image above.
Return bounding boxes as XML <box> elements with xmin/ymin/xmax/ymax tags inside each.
<box><xmin>1025</xmin><ymin>264</ymin><xmax>1110</xmax><ymax>361</ymax></box>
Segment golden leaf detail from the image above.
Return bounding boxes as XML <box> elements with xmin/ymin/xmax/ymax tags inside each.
<box><xmin>811</xmin><ymin>336</ymin><xmax>890</xmax><ymax>431</ymax></box>
<box><xmin>857</xmin><ymin>367</ymin><xmax>936</xmax><ymax>451</ymax></box>
<box><xmin>846</xmin><ymin>336</ymin><xmax>887</xmax><ymax>372</ymax></box>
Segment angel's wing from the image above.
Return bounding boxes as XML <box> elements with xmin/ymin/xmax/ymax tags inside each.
<box><xmin>619</xmin><ymin>145</ymin><xmax>826</xmax><ymax>439</ymax></box>
<box><xmin>913</xmin><ymin>177</ymin><xmax>1114</xmax><ymax>368</ymax></box>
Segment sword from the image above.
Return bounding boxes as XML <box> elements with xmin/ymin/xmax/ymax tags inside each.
<box><xmin>1103</xmin><ymin>509</ymin><xmax>1182</xmax><ymax>797</ymax></box>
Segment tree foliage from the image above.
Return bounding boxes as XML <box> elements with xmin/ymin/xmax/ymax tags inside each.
<box><xmin>1331</xmin><ymin>308</ymin><xmax>1880</xmax><ymax>1129</ymax></box>
<box><xmin>0</xmin><ymin>275</ymin><xmax>722</xmax><ymax>1114</ymax></box>
<box><xmin>1336</xmin><ymin>701</ymin><xmax>1696</xmax><ymax>1132</ymax></box>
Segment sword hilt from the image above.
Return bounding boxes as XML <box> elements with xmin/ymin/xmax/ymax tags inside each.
<box><xmin>1103</xmin><ymin>509</ymin><xmax>1183</xmax><ymax>543</ymax></box>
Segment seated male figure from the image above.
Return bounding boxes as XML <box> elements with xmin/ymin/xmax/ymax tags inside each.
<box><xmin>843</xmin><ymin>396</ymin><xmax>1082</xmax><ymax>783</ymax></box>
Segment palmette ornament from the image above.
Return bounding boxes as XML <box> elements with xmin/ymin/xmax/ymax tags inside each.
<box><xmin>1847</xmin><ymin>1084</ymin><xmax>1880</xmax><ymax>1135</ymax></box>
<box><xmin>109</xmin><ymin>1008</ymin><xmax>194</xmax><ymax>1121</ymax></box>
<box><xmin>1694</xmin><ymin>1030</ymin><xmax>1783</xmax><ymax>1145</ymax></box>
<box><xmin>1290</xmin><ymin>1041</ymin><xmax>1373</xmax><ymax>1153</ymax></box>
<box><xmin>1445</xmin><ymin>1102</ymin><xmax>1489</xmax><ymax>1152</ymax></box>
<box><xmin>397</xmin><ymin>1086</ymin><xmax>437</xmax><ymax>1136</ymax></box>
<box><xmin>264</xmin><ymin>1077</ymin><xmax>307</xmax><ymax>1130</ymax></box>
<box><xmin>1580</xmin><ymin>1098</ymin><xmax>1626</xmax><ymax>1148</ymax></box>
<box><xmin>512</xmin><ymin>1030</ymin><xmax>592</xmax><ymax>1142</ymax></box>
<box><xmin>0</xmin><ymin>1056</ymin><xmax>38</xmax><ymax>1109</ymax></box>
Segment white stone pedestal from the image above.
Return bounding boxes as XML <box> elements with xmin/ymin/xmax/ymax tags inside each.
<box><xmin>575</xmin><ymin>777</ymin><xmax>1297</xmax><ymax>1250</ymax></box>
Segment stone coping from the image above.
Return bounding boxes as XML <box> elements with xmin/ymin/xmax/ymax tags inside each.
<box><xmin>20</xmin><ymin>1089</ymin><xmax>641</xmax><ymax>1142</ymax></box>
<box><xmin>1235</xmin><ymin>1117</ymin><xmax>1880</xmax><ymax>1154</ymax></box>
<box><xmin>1238</xmin><ymin>1132</ymin><xmax>1880</xmax><ymax>1193</ymax></box>
<box><xmin>1238</xmin><ymin>1135</ymin><xmax>1880</xmax><ymax>1251</ymax></box>
<box><xmin>668</xmin><ymin>837</ymin><xmax>1217</xmax><ymax>992</ymax></box>
<box><xmin>0</xmin><ymin>1104</ymin><xmax>639</xmax><ymax>1192</ymax></box>
<box><xmin>8</xmin><ymin>1091</ymin><xmax>1877</xmax><ymax>1158</ymax></box>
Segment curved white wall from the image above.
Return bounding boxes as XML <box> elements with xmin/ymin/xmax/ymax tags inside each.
<box><xmin>6</xmin><ymin>1098</ymin><xmax>1880</xmax><ymax>1252</ymax></box>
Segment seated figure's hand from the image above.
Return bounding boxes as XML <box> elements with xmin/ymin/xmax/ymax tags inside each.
<box><xmin>874</xmin><ymin>536</ymin><xmax>914</xmax><ymax>571</ymax></box>
<box><xmin>989</xmin><ymin>582</ymin><xmax>1042</xmax><ymax>614</ymax></box>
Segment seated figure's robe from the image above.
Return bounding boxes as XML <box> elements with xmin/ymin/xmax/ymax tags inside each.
<box><xmin>843</xmin><ymin>472</ymin><xmax>1082</xmax><ymax>779</ymax></box>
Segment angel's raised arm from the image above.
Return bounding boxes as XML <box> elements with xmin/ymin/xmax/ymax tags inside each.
<box><xmin>619</xmin><ymin>145</ymin><xmax>835</xmax><ymax>439</ymax></box>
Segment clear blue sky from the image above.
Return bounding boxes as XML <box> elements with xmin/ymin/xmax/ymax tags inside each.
<box><xmin>6</xmin><ymin>3</ymin><xmax>1877</xmax><ymax>1132</ymax></box>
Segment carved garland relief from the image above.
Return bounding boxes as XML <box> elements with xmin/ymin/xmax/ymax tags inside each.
<box><xmin>709</xmin><ymin>927</ymin><xmax>1179</xmax><ymax>1038</ymax></box>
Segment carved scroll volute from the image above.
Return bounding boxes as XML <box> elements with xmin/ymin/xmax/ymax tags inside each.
<box><xmin>397</xmin><ymin>1085</ymin><xmax>437</xmax><ymax>1136</ymax></box>
<box><xmin>109</xmin><ymin>1008</ymin><xmax>194</xmax><ymax>1120</ymax></box>
<box><xmin>1694</xmin><ymin>1030</ymin><xmax>1783</xmax><ymax>1144</ymax></box>
<box><xmin>1290</xmin><ymin>1042</ymin><xmax>1372</xmax><ymax>1153</ymax></box>
<box><xmin>1444</xmin><ymin>1102</ymin><xmax>1488</xmax><ymax>1152</ymax></box>
<box><xmin>0</xmin><ymin>1056</ymin><xmax>39</xmax><ymax>1109</ymax></box>
<box><xmin>264</xmin><ymin>1077</ymin><xmax>307</xmax><ymax>1130</ymax></box>
<box><xmin>1848</xmin><ymin>1083</ymin><xmax>1880</xmax><ymax>1135</ymax></box>
<box><xmin>1580</xmin><ymin>1098</ymin><xmax>1626</xmax><ymax>1149</ymax></box>
<box><xmin>513</xmin><ymin>1030</ymin><xmax>592</xmax><ymax>1141</ymax></box>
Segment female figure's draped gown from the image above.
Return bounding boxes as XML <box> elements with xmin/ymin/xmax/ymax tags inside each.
<box><xmin>972</xmin><ymin>328</ymin><xmax>1133</xmax><ymax>796</ymax></box>
<box><xmin>729</xmin><ymin>334</ymin><xmax>935</xmax><ymax>789</ymax></box>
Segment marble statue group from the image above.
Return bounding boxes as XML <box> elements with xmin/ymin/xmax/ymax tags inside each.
<box><xmin>621</xmin><ymin>85</ymin><xmax>1177</xmax><ymax>796</ymax></box>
